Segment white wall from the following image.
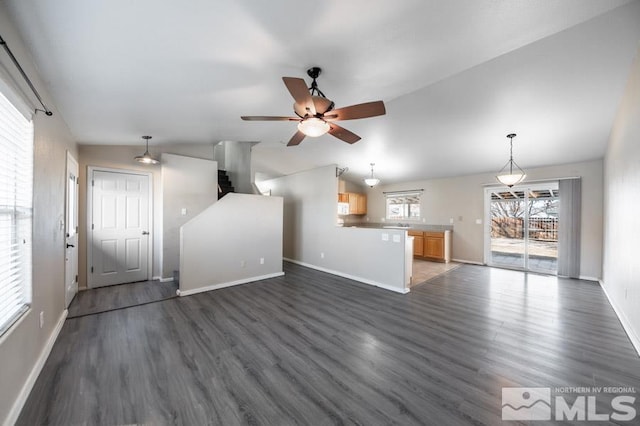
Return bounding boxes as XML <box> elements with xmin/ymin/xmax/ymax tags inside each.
<box><xmin>78</xmin><ymin>143</ymin><xmax>215</xmax><ymax>287</ymax></box>
<box><xmin>365</xmin><ymin>159</ymin><xmax>603</xmax><ymax>279</ymax></box>
<box><xmin>262</xmin><ymin>165</ymin><xmax>409</xmax><ymax>293</ymax></box>
<box><xmin>602</xmin><ymin>47</ymin><xmax>640</xmax><ymax>354</ymax></box>
<box><xmin>179</xmin><ymin>193</ymin><xmax>283</xmax><ymax>294</ymax></box>
<box><xmin>161</xmin><ymin>154</ymin><xmax>218</xmax><ymax>278</ymax></box>
<box><xmin>0</xmin><ymin>4</ymin><xmax>78</xmax><ymax>424</ymax></box>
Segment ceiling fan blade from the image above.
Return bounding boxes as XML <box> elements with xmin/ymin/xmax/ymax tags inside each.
<box><xmin>324</xmin><ymin>101</ymin><xmax>386</xmax><ymax>121</ymax></box>
<box><xmin>283</xmin><ymin>77</ymin><xmax>316</xmax><ymax>115</ymax></box>
<box><xmin>241</xmin><ymin>116</ymin><xmax>299</xmax><ymax>121</ymax></box>
<box><xmin>287</xmin><ymin>130</ymin><xmax>306</xmax><ymax>146</ymax></box>
<box><xmin>328</xmin><ymin>123</ymin><xmax>361</xmax><ymax>144</ymax></box>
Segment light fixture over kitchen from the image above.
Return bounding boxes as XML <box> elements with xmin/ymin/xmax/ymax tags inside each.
<box><xmin>496</xmin><ymin>133</ymin><xmax>525</xmax><ymax>187</ymax></box>
<box><xmin>134</xmin><ymin>135</ymin><xmax>159</xmax><ymax>165</ymax></box>
<box><xmin>364</xmin><ymin>163</ymin><xmax>380</xmax><ymax>187</ymax></box>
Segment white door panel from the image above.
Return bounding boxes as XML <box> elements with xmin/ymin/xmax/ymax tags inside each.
<box><xmin>90</xmin><ymin>170</ymin><xmax>150</xmax><ymax>287</ymax></box>
<box><xmin>64</xmin><ymin>152</ymin><xmax>79</xmax><ymax>307</ymax></box>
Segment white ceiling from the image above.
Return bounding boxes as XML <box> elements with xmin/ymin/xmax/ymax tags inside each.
<box><xmin>5</xmin><ymin>0</ymin><xmax>640</xmax><ymax>183</ymax></box>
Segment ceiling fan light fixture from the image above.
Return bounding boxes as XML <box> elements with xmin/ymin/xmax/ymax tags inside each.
<box><xmin>298</xmin><ymin>117</ymin><xmax>330</xmax><ymax>137</ymax></box>
<box><xmin>364</xmin><ymin>163</ymin><xmax>380</xmax><ymax>187</ymax></box>
<box><xmin>134</xmin><ymin>135</ymin><xmax>159</xmax><ymax>165</ymax></box>
<box><xmin>496</xmin><ymin>133</ymin><xmax>525</xmax><ymax>187</ymax></box>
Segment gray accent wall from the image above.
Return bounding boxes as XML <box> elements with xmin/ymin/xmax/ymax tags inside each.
<box><xmin>0</xmin><ymin>3</ymin><xmax>78</xmax><ymax>423</ymax></box>
<box><xmin>603</xmin><ymin>47</ymin><xmax>640</xmax><ymax>354</ymax></box>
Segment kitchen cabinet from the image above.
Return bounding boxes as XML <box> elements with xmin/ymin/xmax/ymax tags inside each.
<box><xmin>338</xmin><ymin>192</ymin><xmax>367</xmax><ymax>215</ymax></box>
<box><xmin>408</xmin><ymin>230</ymin><xmax>424</xmax><ymax>256</ymax></box>
<box><xmin>409</xmin><ymin>229</ymin><xmax>451</xmax><ymax>262</ymax></box>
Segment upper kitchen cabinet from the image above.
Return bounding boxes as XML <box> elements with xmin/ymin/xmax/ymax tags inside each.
<box><xmin>338</xmin><ymin>192</ymin><xmax>367</xmax><ymax>215</ymax></box>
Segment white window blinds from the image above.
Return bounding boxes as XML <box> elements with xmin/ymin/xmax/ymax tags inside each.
<box><xmin>0</xmin><ymin>89</ymin><xmax>33</xmax><ymax>337</ymax></box>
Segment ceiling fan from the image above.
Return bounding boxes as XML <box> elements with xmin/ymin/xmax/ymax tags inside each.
<box><xmin>241</xmin><ymin>67</ymin><xmax>386</xmax><ymax>146</ymax></box>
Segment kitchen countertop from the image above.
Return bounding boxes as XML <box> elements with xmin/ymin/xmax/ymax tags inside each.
<box><xmin>340</xmin><ymin>223</ymin><xmax>453</xmax><ymax>231</ymax></box>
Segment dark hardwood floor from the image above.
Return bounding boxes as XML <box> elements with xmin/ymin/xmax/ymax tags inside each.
<box><xmin>18</xmin><ymin>263</ymin><xmax>640</xmax><ymax>425</ymax></box>
<box><xmin>67</xmin><ymin>280</ymin><xmax>179</xmax><ymax>318</ymax></box>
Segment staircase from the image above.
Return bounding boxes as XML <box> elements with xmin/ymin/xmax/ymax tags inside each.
<box><xmin>218</xmin><ymin>170</ymin><xmax>235</xmax><ymax>199</ymax></box>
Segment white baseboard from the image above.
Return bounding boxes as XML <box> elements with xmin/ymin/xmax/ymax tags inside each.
<box><xmin>4</xmin><ymin>309</ymin><xmax>68</xmax><ymax>426</ymax></box>
<box><xmin>176</xmin><ymin>272</ymin><xmax>285</xmax><ymax>297</ymax></box>
<box><xmin>452</xmin><ymin>258</ymin><xmax>484</xmax><ymax>266</ymax></box>
<box><xmin>284</xmin><ymin>258</ymin><xmax>409</xmax><ymax>294</ymax></box>
<box><xmin>158</xmin><ymin>277</ymin><xmax>174</xmax><ymax>283</ymax></box>
<box><xmin>599</xmin><ymin>279</ymin><xmax>640</xmax><ymax>357</ymax></box>
<box><xmin>579</xmin><ymin>275</ymin><xmax>599</xmax><ymax>282</ymax></box>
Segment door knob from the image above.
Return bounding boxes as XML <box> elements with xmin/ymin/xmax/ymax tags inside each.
<box><xmin>142</xmin><ymin>231</ymin><xmax>149</xmax><ymax>235</ymax></box>
<box><xmin>66</xmin><ymin>243</ymin><xmax>75</xmax><ymax>248</ymax></box>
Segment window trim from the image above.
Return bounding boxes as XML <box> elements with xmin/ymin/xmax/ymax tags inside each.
<box><xmin>384</xmin><ymin>190</ymin><xmax>423</xmax><ymax>221</ymax></box>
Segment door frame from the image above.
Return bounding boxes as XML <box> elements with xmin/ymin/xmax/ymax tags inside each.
<box><xmin>64</xmin><ymin>151</ymin><xmax>79</xmax><ymax>307</ymax></box>
<box><xmin>86</xmin><ymin>166</ymin><xmax>153</xmax><ymax>288</ymax></box>
<box><xmin>483</xmin><ymin>182</ymin><xmax>559</xmax><ymax>273</ymax></box>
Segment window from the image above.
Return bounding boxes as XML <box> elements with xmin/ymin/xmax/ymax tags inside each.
<box><xmin>0</xmin><ymin>90</ymin><xmax>34</xmax><ymax>337</ymax></box>
<box><xmin>385</xmin><ymin>191</ymin><xmax>422</xmax><ymax>221</ymax></box>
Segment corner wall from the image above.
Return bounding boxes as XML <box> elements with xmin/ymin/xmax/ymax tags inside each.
<box><xmin>365</xmin><ymin>159</ymin><xmax>604</xmax><ymax>279</ymax></box>
<box><xmin>179</xmin><ymin>193</ymin><xmax>283</xmax><ymax>294</ymax></box>
<box><xmin>161</xmin><ymin>154</ymin><xmax>218</xmax><ymax>278</ymax></box>
<box><xmin>602</xmin><ymin>47</ymin><xmax>640</xmax><ymax>354</ymax></box>
<box><xmin>262</xmin><ymin>166</ymin><xmax>408</xmax><ymax>293</ymax></box>
<box><xmin>0</xmin><ymin>3</ymin><xmax>78</xmax><ymax>424</ymax></box>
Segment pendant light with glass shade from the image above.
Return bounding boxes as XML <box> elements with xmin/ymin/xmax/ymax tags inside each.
<box><xmin>496</xmin><ymin>133</ymin><xmax>525</xmax><ymax>187</ymax></box>
<box><xmin>134</xmin><ymin>135</ymin><xmax>159</xmax><ymax>165</ymax></box>
<box><xmin>364</xmin><ymin>163</ymin><xmax>380</xmax><ymax>187</ymax></box>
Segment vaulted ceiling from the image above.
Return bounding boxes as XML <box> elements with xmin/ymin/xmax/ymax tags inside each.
<box><xmin>5</xmin><ymin>0</ymin><xmax>640</xmax><ymax>183</ymax></box>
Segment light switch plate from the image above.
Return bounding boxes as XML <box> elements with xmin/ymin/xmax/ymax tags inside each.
<box><xmin>381</xmin><ymin>233</ymin><xmax>389</xmax><ymax>241</ymax></box>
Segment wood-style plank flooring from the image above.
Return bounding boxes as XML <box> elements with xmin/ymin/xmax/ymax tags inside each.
<box><xmin>67</xmin><ymin>280</ymin><xmax>178</xmax><ymax>318</ymax></box>
<box><xmin>18</xmin><ymin>262</ymin><xmax>640</xmax><ymax>425</ymax></box>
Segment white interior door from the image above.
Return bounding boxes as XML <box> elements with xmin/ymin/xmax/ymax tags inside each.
<box><xmin>64</xmin><ymin>152</ymin><xmax>79</xmax><ymax>307</ymax></box>
<box><xmin>89</xmin><ymin>169</ymin><xmax>150</xmax><ymax>288</ymax></box>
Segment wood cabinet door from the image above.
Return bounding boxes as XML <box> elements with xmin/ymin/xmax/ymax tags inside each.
<box><xmin>348</xmin><ymin>194</ymin><xmax>358</xmax><ymax>213</ymax></box>
<box><xmin>413</xmin><ymin>235</ymin><xmax>424</xmax><ymax>256</ymax></box>
<box><xmin>424</xmin><ymin>236</ymin><xmax>444</xmax><ymax>259</ymax></box>
<box><xmin>338</xmin><ymin>193</ymin><xmax>349</xmax><ymax>203</ymax></box>
<box><xmin>356</xmin><ymin>194</ymin><xmax>367</xmax><ymax>214</ymax></box>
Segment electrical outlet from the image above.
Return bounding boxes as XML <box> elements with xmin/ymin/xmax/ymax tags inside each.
<box><xmin>320</xmin><ymin>252</ymin><xmax>325</xmax><ymax>259</ymax></box>
<box><xmin>382</xmin><ymin>233</ymin><xmax>389</xmax><ymax>241</ymax></box>
<box><xmin>39</xmin><ymin>311</ymin><xmax>44</xmax><ymax>329</ymax></box>
<box><xmin>181</xmin><ymin>208</ymin><xmax>187</xmax><ymax>216</ymax></box>
<box><xmin>260</xmin><ymin>257</ymin><xmax>264</xmax><ymax>265</ymax></box>
<box><xmin>392</xmin><ymin>234</ymin><xmax>401</xmax><ymax>243</ymax></box>
<box><xmin>475</xmin><ymin>218</ymin><xmax>482</xmax><ymax>225</ymax></box>
<box><xmin>449</xmin><ymin>218</ymin><xmax>454</xmax><ymax>224</ymax></box>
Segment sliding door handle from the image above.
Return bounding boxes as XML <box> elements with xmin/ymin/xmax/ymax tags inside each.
<box><xmin>142</xmin><ymin>231</ymin><xmax>150</xmax><ymax>235</ymax></box>
<box><xmin>66</xmin><ymin>243</ymin><xmax>75</xmax><ymax>248</ymax></box>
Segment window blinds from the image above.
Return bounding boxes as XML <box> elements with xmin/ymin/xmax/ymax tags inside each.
<box><xmin>0</xmin><ymin>89</ymin><xmax>33</xmax><ymax>337</ymax></box>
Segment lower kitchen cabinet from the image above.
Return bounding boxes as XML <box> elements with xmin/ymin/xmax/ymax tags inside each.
<box><xmin>409</xmin><ymin>229</ymin><xmax>451</xmax><ymax>262</ymax></box>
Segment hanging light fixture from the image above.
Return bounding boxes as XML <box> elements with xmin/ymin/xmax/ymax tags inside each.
<box><xmin>364</xmin><ymin>163</ymin><xmax>380</xmax><ymax>187</ymax></box>
<box><xmin>496</xmin><ymin>133</ymin><xmax>525</xmax><ymax>187</ymax></box>
<box><xmin>134</xmin><ymin>135</ymin><xmax>159</xmax><ymax>165</ymax></box>
<box><xmin>297</xmin><ymin>117</ymin><xmax>330</xmax><ymax>137</ymax></box>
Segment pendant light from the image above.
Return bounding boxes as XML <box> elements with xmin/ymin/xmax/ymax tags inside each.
<box><xmin>364</xmin><ymin>163</ymin><xmax>380</xmax><ymax>187</ymax></box>
<box><xmin>496</xmin><ymin>133</ymin><xmax>525</xmax><ymax>187</ymax></box>
<box><xmin>134</xmin><ymin>135</ymin><xmax>159</xmax><ymax>165</ymax></box>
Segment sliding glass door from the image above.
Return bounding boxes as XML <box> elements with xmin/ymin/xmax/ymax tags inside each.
<box><xmin>485</xmin><ymin>183</ymin><xmax>559</xmax><ymax>274</ymax></box>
